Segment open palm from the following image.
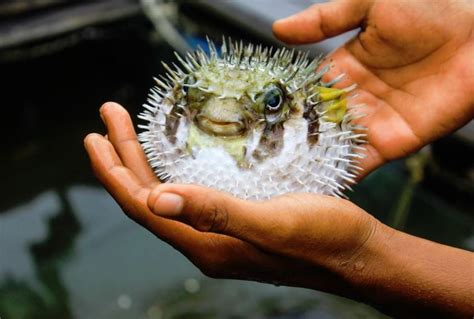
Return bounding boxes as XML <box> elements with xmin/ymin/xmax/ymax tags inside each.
<box><xmin>273</xmin><ymin>0</ymin><xmax>474</xmax><ymax>176</ymax></box>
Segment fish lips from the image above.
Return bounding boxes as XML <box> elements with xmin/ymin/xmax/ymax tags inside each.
<box><xmin>196</xmin><ymin>115</ymin><xmax>247</xmax><ymax>137</ymax></box>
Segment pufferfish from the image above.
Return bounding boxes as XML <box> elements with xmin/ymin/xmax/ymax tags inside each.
<box><xmin>138</xmin><ymin>38</ymin><xmax>366</xmax><ymax>200</ymax></box>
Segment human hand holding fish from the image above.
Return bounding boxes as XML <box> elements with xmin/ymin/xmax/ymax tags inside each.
<box><xmin>84</xmin><ymin>0</ymin><xmax>474</xmax><ymax>317</ymax></box>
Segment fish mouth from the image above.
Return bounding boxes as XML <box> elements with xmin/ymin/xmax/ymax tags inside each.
<box><xmin>196</xmin><ymin>115</ymin><xmax>246</xmax><ymax>137</ymax></box>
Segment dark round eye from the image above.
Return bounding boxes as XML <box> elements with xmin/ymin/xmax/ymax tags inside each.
<box><xmin>263</xmin><ymin>86</ymin><xmax>283</xmax><ymax>113</ymax></box>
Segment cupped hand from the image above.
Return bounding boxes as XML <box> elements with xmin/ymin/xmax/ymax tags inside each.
<box><xmin>273</xmin><ymin>0</ymin><xmax>474</xmax><ymax>176</ymax></box>
<box><xmin>84</xmin><ymin>102</ymin><xmax>379</xmax><ymax>295</ymax></box>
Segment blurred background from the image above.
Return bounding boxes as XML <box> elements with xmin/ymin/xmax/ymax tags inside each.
<box><xmin>0</xmin><ymin>1</ymin><xmax>472</xmax><ymax>318</ymax></box>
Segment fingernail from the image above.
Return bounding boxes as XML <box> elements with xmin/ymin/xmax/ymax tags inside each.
<box><xmin>151</xmin><ymin>192</ymin><xmax>184</xmax><ymax>217</ymax></box>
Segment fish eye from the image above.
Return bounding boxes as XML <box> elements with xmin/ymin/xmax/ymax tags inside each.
<box><xmin>263</xmin><ymin>85</ymin><xmax>283</xmax><ymax>113</ymax></box>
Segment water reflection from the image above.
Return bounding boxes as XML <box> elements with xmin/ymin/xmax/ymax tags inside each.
<box><xmin>0</xmin><ymin>189</ymin><xmax>78</xmax><ymax>319</ymax></box>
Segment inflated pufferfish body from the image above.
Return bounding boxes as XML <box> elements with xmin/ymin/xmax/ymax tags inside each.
<box><xmin>139</xmin><ymin>38</ymin><xmax>365</xmax><ymax>200</ymax></box>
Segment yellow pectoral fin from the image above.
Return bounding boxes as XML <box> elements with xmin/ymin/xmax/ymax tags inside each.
<box><xmin>324</xmin><ymin>98</ymin><xmax>347</xmax><ymax>124</ymax></box>
<box><xmin>317</xmin><ymin>86</ymin><xmax>346</xmax><ymax>101</ymax></box>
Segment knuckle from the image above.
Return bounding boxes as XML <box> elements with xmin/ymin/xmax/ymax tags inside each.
<box><xmin>193</xmin><ymin>195</ymin><xmax>229</xmax><ymax>233</ymax></box>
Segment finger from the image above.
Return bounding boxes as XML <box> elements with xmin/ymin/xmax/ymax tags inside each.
<box><xmin>146</xmin><ymin>184</ymin><xmax>369</xmax><ymax>264</ymax></box>
<box><xmin>319</xmin><ymin>47</ymin><xmax>401</xmax><ymax>178</ymax></box>
<box><xmin>82</xmin><ymin>134</ymin><xmax>268</xmax><ymax>262</ymax></box>
<box><xmin>272</xmin><ymin>0</ymin><xmax>370</xmax><ymax>44</ymax></box>
<box><xmin>353</xmin><ymin>144</ymin><xmax>384</xmax><ymax>180</ymax></box>
<box><xmin>99</xmin><ymin>102</ymin><xmax>158</xmax><ymax>187</ymax></box>
<box><xmin>145</xmin><ymin>183</ymin><xmax>309</xmax><ymax>261</ymax></box>
<box><xmin>84</xmin><ymin>133</ymin><xmax>164</xmax><ymax>230</ymax></box>
<box><xmin>84</xmin><ymin>133</ymin><xmax>214</xmax><ymax>250</ymax></box>
<box><xmin>146</xmin><ymin>184</ymin><xmax>289</xmax><ymax>250</ymax></box>
<box><xmin>146</xmin><ymin>183</ymin><xmax>315</xmax><ymax>244</ymax></box>
<box><xmin>84</xmin><ymin>133</ymin><xmax>148</xmax><ymax>210</ymax></box>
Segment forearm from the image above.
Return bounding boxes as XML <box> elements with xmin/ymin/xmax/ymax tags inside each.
<box><xmin>339</xmin><ymin>222</ymin><xmax>474</xmax><ymax>318</ymax></box>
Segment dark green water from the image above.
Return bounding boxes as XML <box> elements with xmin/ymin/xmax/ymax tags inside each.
<box><xmin>0</xmin><ymin>15</ymin><xmax>472</xmax><ymax>319</ymax></box>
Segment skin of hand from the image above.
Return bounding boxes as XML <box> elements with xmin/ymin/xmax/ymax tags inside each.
<box><xmin>273</xmin><ymin>0</ymin><xmax>474</xmax><ymax>177</ymax></box>
<box><xmin>85</xmin><ymin>103</ymin><xmax>473</xmax><ymax>318</ymax></box>
<box><xmin>84</xmin><ymin>0</ymin><xmax>474</xmax><ymax>317</ymax></box>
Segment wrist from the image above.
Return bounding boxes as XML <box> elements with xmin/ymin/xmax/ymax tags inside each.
<box><xmin>329</xmin><ymin>222</ymin><xmax>420</xmax><ymax>316</ymax></box>
<box><xmin>324</xmin><ymin>215</ymin><xmax>389</xmax><ymax>292</ymax></box>
<box><xmin>333</xmin><ymin>220</ymin><xmax>474</xmax><ymax>317</ymax></box>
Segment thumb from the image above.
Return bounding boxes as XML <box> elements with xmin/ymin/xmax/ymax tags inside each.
<box><xmin>146</xmin><ymin>184</ymin><xmax>319</xmax><ymax>250</ymax></box>
<box><xmin>273</xmin><ymin>0</ymin><xmax>370</xmax><ymax>44</ymax></box>
<box><xmin>146</xmin><ymin>183</ymin><xmax>369</xmax><ymax>262</ymax></box>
